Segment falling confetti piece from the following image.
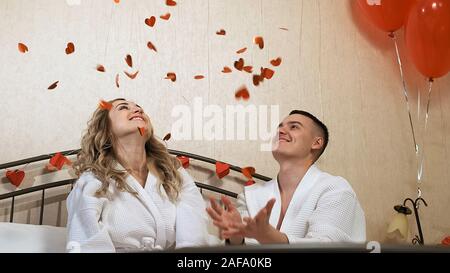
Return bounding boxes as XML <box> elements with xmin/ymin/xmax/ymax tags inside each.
<box><xmin>245</xmin><ymin>179</ymin><xmax>255</xmax><ymax>186</ymax></box>
<box><xmin>65</xmin><ymin>42</ymin><xmax>75</xmax><ymax>55</ymax></box>
<box><xmin>270</xmin><ymin>57</ymin><xmax>282</xmax><ymax>67</ymax></box>
<box><xmin>262</xmin><ymin>68</ymin><xmax>275</xmax><ymax>79</ymax></box>
<box><xmin>115</xmin><ymin>74</ymin><xmax>120</xmax><ymax>88</ymax></box>
<box><xmin>222</xmin><ymin>66</ymin><xmax>232</xmax><ymax>73</ymax></box>
<box><xmin>194</xmin><ymin>75</ymin><xmax>205</xmax><ymax>80</ymax></box>
<box><xmin>96</xmin><ymin>65</ymin><xmax>105</xmax><ymax>72</ymax></box>
<box><xmin>279</xmin><ymin>27</ymin><xmax>289</xmax><ymax>31</ymax></box>
<box><xmin>145</xmin><ymin>16</ymin><xmax>156</xmax><ymax>27</ymax></box>
<box><xmin>243</xmin><ymin>66</ymin><xmax>253</xmax><ymax>73</ymax></box>
<box><xmin>252</xmin><ymin>74</ymin><xmax>263</xmax><ymax>86</ymax></box>
<box><xmin>235</xmin><ymin>85</ymin><xmax>250</xmax><ymax>100</ymax></box>
<box><xmin>160</xmin><ymin>13</ymin><xmax>171</xmax><ymax>20</ymax></box>
<box><xmin>99</xmin><ymin>100</ymin><xmax>113</xmax><ymax>110</ymax></box>
<box><xmin>147</xmin><ymin>41</ymin><xmax>157</xmax><ymax>52</ymax></box>
<box><xmin>166</xmin><ymin>0</ymin><xmax>177</xmax><ymax>6</ymax></box>
<box><xmin>165</xmin><ymin>72</ymin><xmax>176</xmax><ymax>82</ymax></box>
<box><xmin>48</xmin><ymin>152</ymin><xmax>69</xmax><ymax>171</ymax></box>
<box><xmin>216</xmin><ymin>29</ymin><xmax>226</xmax><ymax>35</ymax></box>
<box><xmin>163</xmin><ymin>133</ymin><xmax>171</xmax><ymax>141</ymax></box>
<box><xmin>6</xmin><ymin>170</ymin><xmax>25</xmax><ymax>187</ymax></box>
<box><xmin>215</xmin><ymin>162</ymin><xmax>230</xmax><ymax>179</ymax></box>
<box><xmin>138</xmin><ymin>127</ymin><xmax>146</xmax><ymax>136</ymax></box>
<box><xmin>124</xmin><ymin>70</ymin><xmax>139</xmax><ymax>79</ymax></box>
<box><xmin>177</xmin><ymin>155</ymin><xmax>190</xmax><ymax>168</ymax></box>
<box><xmin>236</xmin><ymin>47</ymin><xmax>247</xmax><ymax>54</ymax></box>
<box><xmin>48</xmin><ymin>81</ymin><xmax>59</xmax><ymax>90</ymax></box>
<box><xmin>234</xmin><ymin>58</ymin><xmax>244</xmax><ymax>71</ymax></box>
<box><xmin>125</xmin><ymin>54</ymin><xmax>133</xmax><ymax>68</ymax></box>
<box><xmin>241</xmin><ymin>166</ymin><xmax>255</xmax><ymax>179</ymax></box>
<box><xmin>18</xmin><ymin>43</ymin><xmax>28</xmax><ymax>53</ymax></box>
<box><xmin>114</xmin><ymin>0</ymin><xmax>120</xmax><ymax>3</ymax></box>
<box><xmin>253</xmin><ymin>36</ymin><xmax>264</xmax><ymax>49</ymax></box>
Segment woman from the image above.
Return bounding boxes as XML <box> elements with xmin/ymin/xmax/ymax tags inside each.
<box><xmin>66</xmin><ymin>98</ymin><xmax>210</xmax><ymax>252</ymax></box>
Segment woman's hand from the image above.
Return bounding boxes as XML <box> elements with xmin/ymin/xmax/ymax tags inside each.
<box><xmin>206</xmin><ymin>195</ymin><xmax>244</xmax><ymax>244</ymax></box>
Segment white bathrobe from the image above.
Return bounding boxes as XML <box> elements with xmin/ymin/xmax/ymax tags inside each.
<box><xmin>237</xmin><ymin>165</ymin><xmax>366</xmax><ymax>244</ymax></box>
<box><xmin>66</xmin><ymin>165</ymin><xmax>210</xmax><ymax>252</ymax></box>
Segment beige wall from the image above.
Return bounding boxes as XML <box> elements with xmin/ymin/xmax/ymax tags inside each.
<box><xmin>1</xmin><ymin>0</ymin><xmax>449</xmax><ymax>245</ymax></box>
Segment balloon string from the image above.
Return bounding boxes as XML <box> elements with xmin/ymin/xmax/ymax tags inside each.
<box><xmin>391</xmin><ymin>32</ymin><xmax>418</xmax><ymax>154</ymax></box>
<box><xmin>416</xmin><ymin>79</ymin><xmax>433</xmax><ymax>199</ymax></box>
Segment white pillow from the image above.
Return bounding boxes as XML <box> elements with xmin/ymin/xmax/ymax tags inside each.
<box><xmin>0</xmin><ymin>222</ymin><xmax>67</xmax><ymax>253</ymax></box>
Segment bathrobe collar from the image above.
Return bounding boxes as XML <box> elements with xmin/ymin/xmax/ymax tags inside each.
<box><xmin>113</xmin><ymin>162</ymin><xmax>167</xmax><ymax>247</ymax></box>
<box><xmin>244</xmin><ymin>164</ymin><xmax>321</xmax><ymax>231</ymax></box>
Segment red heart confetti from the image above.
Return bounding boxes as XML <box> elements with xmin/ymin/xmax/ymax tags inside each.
<box><xmin>270</xmin><ymin>57</ymin><xmax>282</xmax><ymax>67</ymax></box>
<box><xmin>147</xmin><ymin>41</ymin><xmax>157</xmax><ymax>52</ymax></box>
<box><xmin>177</xmin><ymin>156</ymin><xmax>190</xmax><ymax>169</ymax></box>
<box><xmin>215</xmin><ymin>162</ymin><xmax>230</xmax><ymax>179</ymax></box>
<box><xmin>65</xmin><ymin>42</ymin><xmax>75</xmax><ymax>55</ymax></box>
<box><xmin>48</xmin><ymin>81</ymin><xmax>59</xmax><ymax>90</ymax></box>
<box><xmin>96</xmin><ymin>64</ymin><xmax>105</xmax><ymax>72</ymax></box>
<box><xmin>125</xmin><ymin>54</ymin><xmax>133</xmax><ymax>68</ymax></box>
<box><xmin>99</xmin><ymin>100</ymin><xmax>112</xmax><ymax>110</ymax></box>
<box><xmin>234</xmin><ymin>58</ymin><xmax>244</xmax><ymax>71</ymax></box>
<box><xmin>145</xmin><ymin>16</ymin><xmax>156</xmax><ymax>27</ymax></box>
<box><xmin>18</xmin><ymin>43</ymin><xmax>28</xmax><ymax>53</ymax></box>
<box><xmin>6</xmin><ymin>170</ymin><xmax>25</xmax><ymax>187</ymax></box>
<box><xmin>222</xmin><ymin>66</ymin><xmax>232</xmax><ymax>73</ymax></box>
<box><xmin>262</xmin><ymin>67</ymin><xmax>275</xmax><ymax>79</ymax></box>
<box><xmin>245</xmin><ymin>179</ymin><xmax>255</xmax><ymax>186</ymax></box>
<box><xmin>243</xmin><ymin>66</ymin><xmax>253</xmax><ymax>73</ymax></box>
<box><xmin>252</xmin><ymin>74</ymin><xmax>263</xmax><ymax>86</ymax></box>
<box><xmin>235</xmin><ymin>86</ymin><xmax>250</xmax><ymax>100</ymax></box>
<box><xmin>216</xmin><ymin>29</ymin><xmax>226</xmax><ymax>35</ymax></box>
<box><xmin>241</xmin><ymin>166</ymin><xmax>255</xmax><ymax>179</ymax></box>
<box><xmin>163</xmin><ymin>133</ymin><xmax>171</xmax><ymax>141</ymax></box>
<box><xmin>160</xmin><ymin>13</ymin><xmax>171</xmax><ymax>20</ymax></box>
<box><xmin>124</xmin><ymin>70</ymin><xmax>139</xmax><ymax>79</ymax></box>
<box><xmin>166</xmin><ymin>0</ymin><xmax>177</xmax><ymax>6</ymax></box>
<box><xmin>253</xmin><ymin>36</ymin><xmax>264</xmax><ymax>49</ymax></box>
<box><xmin>48</xmin><ymin>152</ymin><xmax>69</xmax><ymax>171</ymax></box>
<box><xmin>236</xmin><ymin>47</ymin><xmax>247</xmax><ymax>54</ymax></box>
<box><xmin>165</xmin><ymin>72</ymin><xmax>176</xmax><ymax>82</ymax></box>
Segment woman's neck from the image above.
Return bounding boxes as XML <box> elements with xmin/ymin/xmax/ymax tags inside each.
<box><xmin>114</xmin><ymin>136</ymin><xmax>148</xmax><ymax>177</ymax></box>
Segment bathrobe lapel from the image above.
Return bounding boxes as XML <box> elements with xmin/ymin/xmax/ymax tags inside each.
<box><xmin>244</xmin><ymin>164</ymin><xmax>321</xmax><ymax>231</ymax></box>
<box><xmin>115</xmin><ymin>163</ymin><xmax>167</xmax><ymax>247</ymax></box>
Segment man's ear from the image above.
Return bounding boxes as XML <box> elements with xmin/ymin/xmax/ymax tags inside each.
<box><xmin>311</xmin><ymin>136</ymin><xmax>324</xmax><ymax>152</ymax></box>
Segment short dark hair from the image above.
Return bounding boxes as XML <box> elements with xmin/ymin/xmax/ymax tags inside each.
<box><xmin>289</xmin><ymin>110</ymin><xmax>329</xmax><ymax>161</ymax></box>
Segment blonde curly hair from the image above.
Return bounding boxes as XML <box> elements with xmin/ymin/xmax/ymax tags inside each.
<box><xmin>73</xmin><ymin>98</ymin><xmax>182</xmax><ymax>202</ymax></box>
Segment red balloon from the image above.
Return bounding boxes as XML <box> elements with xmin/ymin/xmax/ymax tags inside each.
<box><xmin>357</xmin><ymin>0</ymin><xmax>416</xmax><ymax>33</ymax></box>
<box><xmin>405</xmin><ymin>0</ymin><xmax>450</xmax><ymax>79</ymax></box>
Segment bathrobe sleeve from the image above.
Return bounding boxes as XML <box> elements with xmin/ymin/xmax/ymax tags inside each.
<box><xmin>66</xmin><ymin>173</ymin><xmax>115</xmax><ymax>252</ymax></box>
<box><xmin>286</xmin><ymin>189</ymin><xmax>365</xmax><ymax>244</ymax></box>
<box><xmin>175</xmin><ymin>168</ymin><xmax>210</xmax><ymax>248</ymax></box>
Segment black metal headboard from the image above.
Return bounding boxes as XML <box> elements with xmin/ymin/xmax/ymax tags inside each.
<box><xmin>0</xmin><ymin>149</ymin><xmax>271</xmax><ymax>225</ymax></box>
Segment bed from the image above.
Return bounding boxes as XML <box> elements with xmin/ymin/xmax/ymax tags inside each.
<box><xmin>0</xmin><ymin>149</ymin><xmax>270</xmax><ymax>253</ymax></box>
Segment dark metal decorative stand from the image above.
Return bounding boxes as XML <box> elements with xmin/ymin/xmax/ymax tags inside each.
<box><xmin>393</xmin><ymin>197</ymin><xmax>428</xmax><ymax>245</ymax></box>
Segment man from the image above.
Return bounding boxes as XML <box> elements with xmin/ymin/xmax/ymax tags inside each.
<box><xmin>206</xmin><ymin>110</ymin><xmax>366</xmax><ymax>244</ymax></box>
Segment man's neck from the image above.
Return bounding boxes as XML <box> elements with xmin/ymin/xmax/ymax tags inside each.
<box><xmin>277</xmin><ymin>158</ymin><xmax>313</xmax><ymax>195</ymax></box>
